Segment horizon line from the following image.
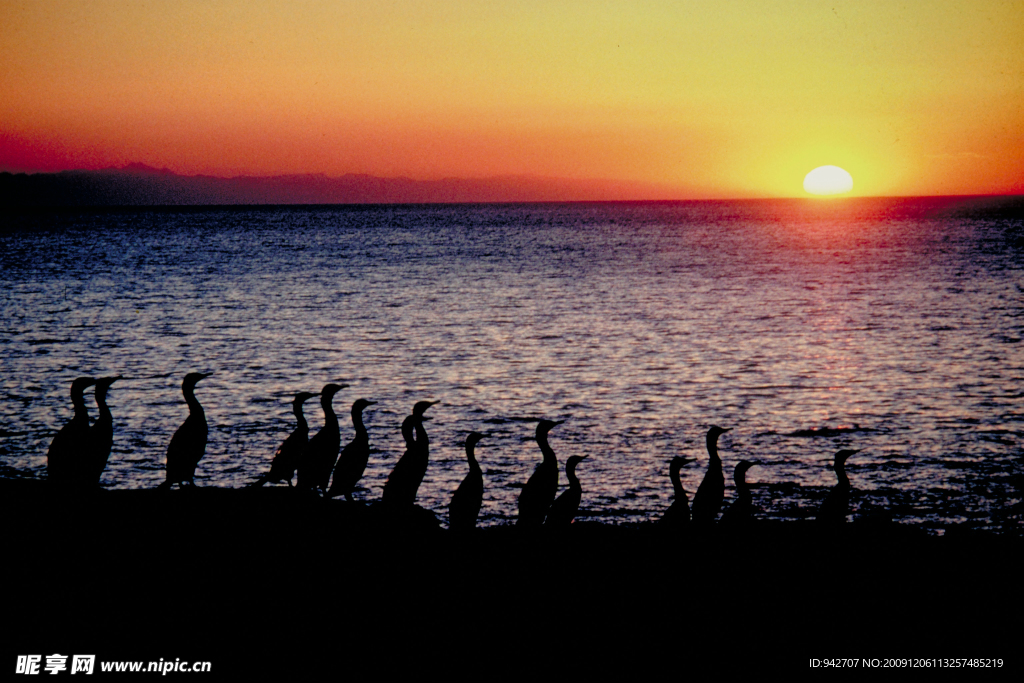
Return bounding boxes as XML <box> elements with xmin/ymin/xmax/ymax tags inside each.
<box><xmin>2</xmin><ymin>165</ymin><xmax>1021</xmax><ymax>203</ymax></box>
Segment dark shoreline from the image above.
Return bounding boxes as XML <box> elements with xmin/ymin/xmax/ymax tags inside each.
<box><xmin>4</xmin><ymin>480</ymin><xmax>1021</xmax><ymax>681</ymax></box>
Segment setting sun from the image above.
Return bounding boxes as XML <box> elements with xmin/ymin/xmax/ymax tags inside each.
<box><xmin>803</xmin><ymin>166</ymin><xmax>854</xmax><ymax>196</ymax></box>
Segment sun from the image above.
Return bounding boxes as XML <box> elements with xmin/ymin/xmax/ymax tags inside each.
<box><xmin>803</xmin><ymin>166</ymin><xmax>854</xmax><ymax>196</ymax></box>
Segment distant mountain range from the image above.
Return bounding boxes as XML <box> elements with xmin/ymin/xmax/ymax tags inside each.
<box><xmin>0</xmin><ymin>164</ymin><xmax>686</xmax><ymax>206</ymax></box>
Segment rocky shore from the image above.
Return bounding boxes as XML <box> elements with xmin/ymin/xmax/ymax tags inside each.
<box><xmin>3</xmin><ymin>481</ymin><xmax>1020</xmax><ymax>681</ymax></box>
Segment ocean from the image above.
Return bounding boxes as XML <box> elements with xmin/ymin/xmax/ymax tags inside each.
<box><xmin>2</xmin><ymin>197</ymin><xmax>1021</xmax><ymax>532</ymax></box>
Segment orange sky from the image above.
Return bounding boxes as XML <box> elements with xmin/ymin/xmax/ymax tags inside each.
<box><xmin>1</xmin><ymin>0</ymin><xmax>1022</xmax><ymax>198</ymax></box>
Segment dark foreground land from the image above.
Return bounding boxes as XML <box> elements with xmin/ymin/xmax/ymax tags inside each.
<box><xmin>3</xmin><ymin>481</ymin><xmax>1021</xmax><ymax>682</ymax></box>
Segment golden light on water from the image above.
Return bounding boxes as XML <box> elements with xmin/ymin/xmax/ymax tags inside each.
<box><xmin>803</xmin><ymin>166</ymin><xmax>854</xmax><ymax>196</ymax></box>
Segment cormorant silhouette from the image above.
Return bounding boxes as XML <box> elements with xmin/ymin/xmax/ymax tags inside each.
<box><xmin>295</xmin><ymin>383</ymin><xmax>348</xmax><ymax>494</ymax></box>
<box><xmin>252</xmin><ymin>391</ymin><xmax>319</xmax><ymax>487</ymax></box>
<box><xmin>381</xmin><ymin>400</ymin><xmax>439</xmax><ymax>506</ymax></box>
<box><xmin>660</xmin><ymin>456</ymin><xmax>697</xmax><ymax>526</ymax></box>
<box><xmin>160</xmin><ymin>372</ymin><xmax>212</xmax><ymax>489</ymax></box>
<box><xmin>720</xmin><ymin>460</ymin><xmax>757</xmax><ymax>525</ymax></box>
<box><xmin>546</xmin><ymin>455</ymin><xmax>588</xmax><ymax>527</ymax></box>
<box><xmin>327</xmin><ymin>398</ymin><xmax>377</xmax><ymax>500</ymax></box>
<box><xmin>448</xmin><ymin>432</ymin><xmax>485</xmax><ymax>530</ymax></box>
<box><xmin>817</xmin><ymin>449</ymin><xmax>861</xmax><ymax>524</ymax></box>
<box><xmin>516</xmin><ymin>419</ymin><xmax>563</xmax><ymax>527</ymax></box>
<box><xmin>86</xmin><ymin>375</ymin><xmax>122</xmax><ymax>486</ymax></box>
<box><xmin>47</xmin><ymin>376</ymin><xmax>96</xmax><ymax>488</ymax></box>
<box><xmin>690</xmin><ymin>426</ymin><xmax>731</xmax><ymax>524</ymax></box>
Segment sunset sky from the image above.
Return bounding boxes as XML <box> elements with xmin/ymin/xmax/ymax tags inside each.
<box><xmin>2</xmin><ymin>0</ymin><xmax>1021</xmax><ymax>198</ymax></box>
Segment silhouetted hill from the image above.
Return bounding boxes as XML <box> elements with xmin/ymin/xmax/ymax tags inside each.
<box><xmin>0</xmin><ymin>165</ymin><xmax>683</xmax><ymax>206</ymax></box>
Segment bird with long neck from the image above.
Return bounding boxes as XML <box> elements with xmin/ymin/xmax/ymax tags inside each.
<box><xmin>382</xmin><ymin>400</ymin><xmax>439</xmax><ymax>506</ymax></box>
<box><xmin>660</xmin><ymin>456</ymin><xmax>697</xmax><ymax>526</ymax></box>
<box><xmin>817</xmin><ymin>449</ymin><xmax>861</xmax><ymax>524</ymax></box>
<box><xmin>86</xmin><ymin>375</ymin><xmax>122</xmax><ymax>486</ymax></box>
<box><xmin>252</xmin><ymin>391</ymin><xmax>319</xmax><ymax>487</ymax></box>
<box><xmin>720</xmin><ymin>460</ymin><xmax>757</xmax><ymax>525</ymax></box>
<box><xmin>448</xmin><ymin>432</ymin><xmax>485</xmax><ymax>530</ymax></box>
<box><xmin>546</xmin><ymin>454</ymin><xmax>588</xmax><ymax>527</ymax></box>
<box><xmin>47</xmin><ymin>376</ymin><xmax>96</xmax><ymax>488</ymax></box>
<box><xmin>160</xmin><ymin>372</ymin><xmax>212</xmax><ymax>489</ymax></box>
<box><xmin>296</xmin><ymin>383</ymin><xmax>348</xmax><ymax>493</ymax></box>
<box><xmin>690</xmin><ymin>426</ymin><xmax>731</xmax><ymax>524</ymax></box>
<box><xmin>327</xmin><ymin>398</ymin><xmax>377</xmax><ymax>500</ymax></box>
<box><xmin>516</xmin><ymin>419</ymin><xmax>563</xmax><ymax>527</ymax></box>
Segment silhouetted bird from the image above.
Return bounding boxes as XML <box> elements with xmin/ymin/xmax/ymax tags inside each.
<box><xmin>817</xmin><ymin>449</ymin><xmax>861</xmax><ymax>524</ymax></box>
<box><xmin>690</xmin><ymin>426</ymin><xmax>731</xmax><ymax>524</ymax></box>
<box><xmin>448</xmin><ymin>432</ymin><xmax>486</xmax><ymax>530</ymax></box>
<box><xmin>382</xmin><ymin>401</ymin><xmax>439</xmax><ymax>506</ymax></box>
<box><xmin>660</xmin><ymin>456</ymin><xmax>697</xmax><ymax>526</ymax></box>
<box><xmin>296</xmin><ymin>383</ymin><xmax>348</xmax><ymax>493</ymax></box>
<box><xmin>252</xmin><ymin>391</ymin><xmax>319</xmax><ymax>487</ymax></box>
<box><xmin>720</xmin><ymin>460</ymin><xmax>757</xmax><ymax>525</ymax></box>
<box><xmin>160</xmin><ymin>372</ymin><xmax>212</xmax><ymax>489</ymax></box>
<box><xmin>47</xmin><ymin>376</ymin><xmax>96</xmax><ymax>488</ymax></box>
<box><xmin>86</xmin><ymin>375</ymin><xmax>122</xmax><ymax>486</ymax></box>
<box><xmin>546</xmin><ymin>454</ymin><xmax>588</xmax><ymax>527</ymax></box>
<box><xmin>327</xmin><ymin>398</ymin><xmax>377</xmax><ymax>500</ymax></box>
<box><xmin>517</xmin><ymin>419</ymin><xmax>563</xmax><ymax>527</ymax></box>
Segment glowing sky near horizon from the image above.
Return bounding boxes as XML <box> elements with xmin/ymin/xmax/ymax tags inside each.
<box><xmin>1</xmin><ymin>0</ymin><xmax>1022</xmax><ymax>198</ymax></box>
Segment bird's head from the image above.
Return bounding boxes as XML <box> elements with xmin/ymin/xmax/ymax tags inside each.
<box><xmin>320</xmin><ymin>383</ymin><xmax>349</xmax><ymax>398</ymax></box>
<box><xmin>536</xmin><ymin>419</ymin><xmax>563</xmax><ymax>439</ymax></box>
<box><xmin>835</xmin><ymin>449</ymin><xmax>861</xmax><ymax>466</ymax></box>
<box><xmin>466</xmin><ymin>432</ymin><xmax>486</xmax><ymax>450</ymax></box>
<box><xmin>412</xmin><ymin>400</ymin><xmax>439</xmax><ymax>417</ymax></box>
<box><xmin>707</xmin><ymin>425</ymin><xmax>731</xmax><ymax>442</ymax></box>
<box><xmin>94</xmin><ymin>375</ymin><xmax>123</xmax><ymax>398</ymax></box>
<box><xmin>735</xmin><ymin>460</ymin><xmax>756</xmax><ymax>476</ymax></box>
<box><xmin>352</xmin><ymin>398</ymin><xmax>376</xmax><ymax>414</ymax></box>
<box><xmin>294</xmin><ymin>391</ymin><xmax>320</xmax><ymax>406</ymax></box>
<box><xmin>70</xmin><ymin>376</ymin><xmax>97</xmax><ymax>396</ymax></box>
<box><xmin>182</xmin><ymin>372</ymin><xmax>211</xmax><ymax>390</ymax></box>
<box><xmin>670</xmin><ymin>456</ymin><xmax>698</xmax><ymax>473</ymax></box>
<box><xmin>566</xmin><ymin>454</ymin><xmax>588</xmax><ymax>473</ymax></box>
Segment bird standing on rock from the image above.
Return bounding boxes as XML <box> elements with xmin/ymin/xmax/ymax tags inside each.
<box><xmin>817</xmin><ymin>449</ymin><xmax>861</xmax><ymax>524</ymax></box>
<box><xmin>296</xmin><ymin>383</ymin><xmax>348</xmax><ymax>494</ymax></box>
<box><xmin>720</xmin><ymin>460</ymin><xmax>757</xmax><ymax>525</ymax></box>
<box><xmin>546</xmin><ymin>454</ymin><xmax>588</xmax><ymax>527</ymax></box>
<box><xmin>47</xmin><ymin>376</ymin><xmax>96</xmax><ymax>488</ymax></box>
<box><xmin>160</xmin><ymin>372</ymin><xmax>212</xmax><ymax>489</ymax></box>
<box><xmin>252</xmin><ymin>391</ymin><xmax>319</xmax><ymax>487</ymax></box>
<box><xmin>660</xmin><ymin>456</ymin><xmax>697</xmax><ymax>526</ymax></box>
<box><xmin>382</xmin><ymin>400</ymin><xmax>439</xmax><ymax>506</ymax></box>
<box><xmin>86</xmin><ymin>375</ymin><xmax>122</xmax><ymax>487</ymax></box>
<box><xmin>690</xmin><ymin>425</ymin><xmax>731</xmax><ymax>524</ymax></box>
<box><xmin>448</xmin><ymin>432</ymin><xmax>486</xmax><ymax>530</ymax></box>
<box><xmin>517</xmin><ymin>419</ymin><xmax>563</xmax><ymax>527</ymax></box>
<box><xmin>327</xmin><ymin>398</ymin><xmax>377</xmax><ymax>500</ymax></box>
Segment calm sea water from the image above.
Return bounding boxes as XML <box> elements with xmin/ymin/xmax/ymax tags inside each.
<box><xmin>2</xmin><ymin>198</ymin><xmax>1022</xmax><ymax>532</ymax></box>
